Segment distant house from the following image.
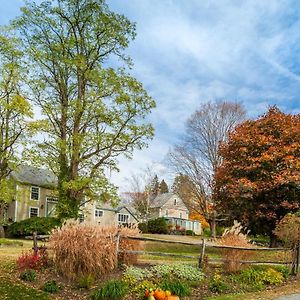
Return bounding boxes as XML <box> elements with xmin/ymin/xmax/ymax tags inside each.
<box><xmin>3</xmin><ymin>165</ymin><xmax>58</xmax><ymax>222</ymax></box>
<box><xmin>1</xmin><ymin>165</ymin><xmax>138</xmax><ymax>227</ymax></box>
<box><xmin>84</xmin><ymin>202</ymin><xmax>139</xmax><ymax>227</ymax></box>
<box><xmin>149</xmin><ymin>193</ymin><xmax>202</xmax><ymax>235</ymax></box>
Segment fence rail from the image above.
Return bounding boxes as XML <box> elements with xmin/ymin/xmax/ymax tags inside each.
<box><xmin>118</xmin><ymin>235</ymin><xmax>294</xmax><ymax>271</ymax></box>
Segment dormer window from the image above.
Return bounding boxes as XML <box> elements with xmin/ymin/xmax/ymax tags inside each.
<box><xmin>31</xmin><ymin>186</ymin><xmax>40</xmax><ymax>201</ymax></box>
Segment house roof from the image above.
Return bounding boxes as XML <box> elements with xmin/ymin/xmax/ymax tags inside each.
<box><xmin>150</xmin><ymin>193</ymin><xmax>177</xmax><ymax>208</ymax></box>
<box><xmin>11</xmin><ymin>165</ymin><xmax>57</xmax><ymax>188</ymax></box>
<box><xmin>96</xmin><ymin>202</ymin><xmax>139</xmax><ymax>222</ymax></box>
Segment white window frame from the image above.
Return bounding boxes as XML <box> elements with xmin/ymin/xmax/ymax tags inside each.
<box><xmin>45</xmin><ymin>197</ymin><xmax>58</xmax><ymax>217</ymax></box>
<box><xmin>95</xmin><ymin>209</ymin><xmax>104</xmax><ymax>218</ymax></box>
<box><xmin>29</xmin><ymin>207</ymin><xmax>39</xmax><ymax>218</ymax></box>
<box><xmin>117</xmin><ymin>213</ymin><xmax>129</xmax><ymax>224</ymax></box>
<box><xmin>165</xmin><ymin>209</ymin><xmax>169</xmax><ymax>216</ymax></box>
<box><xmin>30</xmin><ymin>186</ymin><xmax>40</xmax><ymax>201</ymax></box>
<box><xmin>179</xmin><ymin>212</ymin><xmax>182</xmax><ymax>219</ymax></box>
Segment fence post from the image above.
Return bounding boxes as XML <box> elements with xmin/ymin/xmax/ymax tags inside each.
<box><xmin>115</xmin><ymin>231</ymin><xmax>121</xmax><ymax>268</ymax></box>
<box><xmin>33</xmin><ymin>231</ymin><xmax>38</xmax><ymax>256</ymax></box>
<box><xmin>198</xmin><ymin>239</ymin><xmax>206</xmax><ymax>268</ymax></box>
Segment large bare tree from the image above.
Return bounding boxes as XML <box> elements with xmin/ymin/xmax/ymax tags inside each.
<box><xmin>169</xmin><ymin>101</ymin><xmax>245</xmax><ymax>236</ymax></box>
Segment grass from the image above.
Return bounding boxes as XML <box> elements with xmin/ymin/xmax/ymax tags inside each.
<box><xmin>0</xmin><ymin>239</ymin><xmax>32</xmax><ymax>263</ymax></box>
<box><xmin>0</xmin><ymin>238</ymin><xmax>24</xmax><ymax>247</ymax></box>
<box><xmin>0</xmin><ymin>276</ymin><xmax>49</xmax><ymax>300</ymax></box>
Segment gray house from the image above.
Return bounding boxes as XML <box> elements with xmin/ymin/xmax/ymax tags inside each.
<box><xmin>149</xmin><ymin>193</ymin><xmax>202</xmax><ymax>234</ymax></box>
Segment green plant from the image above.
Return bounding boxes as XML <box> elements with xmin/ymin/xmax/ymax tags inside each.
<box><xmin>42</xmin><ymin>280</ymin><xmax>60</xmax><ymax>293</ymax></box>
<box><xmin>235</xmin><ymin>266</ymin><xmax>284</xmax><ymax>289</ymax></box>
<box><xmin>91</xmin><ymin>280</ymin><xmax>128</xmax><ymax>300</ymax></box>
<box><xmin>147</xmin><ymin>218</ymin><xmax>168</xmax><ymax>234</ymax></box>
<box><xmin>273</xmin><ymin>265</ymin><xmax>290</xmax><ymax>279</ymax></box>
<box><xmin>159</xmin><ymin>280</ymin><xmax>190</xmax><ymax>297</ymax></box>
<box><xmin>132</xmin><ymin>280</ymin><xmax>156</xmax><ymax>297</ymax></box>
<box><xmin>138</xmin><ymin>222</ymin><xmax>148</xmax><ymax>233</ymax></box>
<box><xmin>123</xmin><ymin>266</ymin><xmax>152</xmax><ymax>285</ymax></box>
<box><xmin>77</xmin><ymin>274</ymin><xmax>95</xmax><ymax>289</ymax></box>
<box><xmin>203</xmin><ymin>228</ymin><xmax>211</xmax><ymax>237</ymax></box>
<box><xmin>20</xmin><ymin>269</ymin><xmax>37</xmax><ymax>282</ymax></box>
<box><xmin>185</xmin><ymin>230</ymin><xmax>195</xmax><ymax>236</ymax></box>
<box><xmin>150</xmin><ymin>263</ymin><xmax>204</xmax><ymax>281</ymax></box>
<box><xmin>9</xmin><ymin>217</ymin><xmax>61</xmax><ymax>237</ymax></box>
<box><xmin>208</xmin><ymin>274</ymin><xmax>229</xmax><ymax>293</ymax></box>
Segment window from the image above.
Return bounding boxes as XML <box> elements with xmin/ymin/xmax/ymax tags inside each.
<box><xmin>79</xmin><ymin>213</ymin><xmax>84</xmax><ymax>223</ymax></box>
<box><xmin>95</xmin><ymin>209</ymin><xmax>104</xmax><ymax>217</ymax></box>
<box><xmin>29</xmin><ymin>207</ymin><xmax>39</xmax><ymax>218</ymax></box>
<box><xmin>174</xmin><ymin>199</ymin><xmax>177</xmax><ymax>205</ymax></box>
<box><xmin>31</xmin><ymin>186</ymin><xmax>40</xmax><ymax>200</ymax></box>
<box><xmin>118</xmin><ymin>213</ymin><xmax>129</xmax><ymax>224</ymax></box>
<box><xmin>165</xmin><ymin>209</ymin><xmax>169</xmax><ymax>216</ymax></box>
<box><xmin>179</xmin><ymin>212</ymin><xmax>183</xmax><ymax>219</ymax></box>
<box><xmin>46</xmin><ymin>197</ymin><xmax>58</xmax><ymax>217</ymax></box>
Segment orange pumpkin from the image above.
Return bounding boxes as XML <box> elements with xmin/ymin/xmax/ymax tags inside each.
<box><xmin>166</xmin><ymin>296</ymin><xmax>180</xmax><ymax>300</ymax></box>
<box><xmin>153</xmin><ymin>289</ymin><xmax>166</xmax><ymax>300</ymax></box>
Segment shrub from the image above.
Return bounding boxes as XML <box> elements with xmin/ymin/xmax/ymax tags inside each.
<box><xmin>9</xmin><ymin>217</ymin><xmax>61</xmax><ymax>237</ymax></box>
<box><xmin>123</xmin><ymin>266</ymin><xmax>152</xmax><ymax>284</ymax></box>
<box><xmin>150</xmin><ymin>263</ymin><xmax>204</xmax><ymax>281</ymax></box>
<box><xmin>208</xmin><ymin>274</ymin><xmax>228</xmax><ymax>293</ymax></box>
<box><xmin>17</xmin><ymin>251</ymin><xmax>48</xmax><ymax>271</ymax></box>
<box><xmin>147</xmin><ymin>218</ymin><xmax>168</xmax><ymax>234</ymax></box>
<box><xmin>91</xmin><ymin>280</ymin><xmax>128</xmax><ymax>300</ymax></box>
<box><xmin>186</xmin><ymin>230</ymin><xmax>195</xmax><ymax>236</ymax></box>
<box><xmin>77</xmin><ymin>274</ymin><xmax>95</xmax><ymax>289</ymax></box>
<box><xmin>138</xmin><ymin>222</ymin><xmax>148</xmax><ymax>233</ymax></box>
<box><xmin>203</xmin><ymin>228</ymin><xmax>211</xmax><ymax>237</ymax></box>
<box><xmin>20</xmin><ymin>269</ymin><xmax>37</xmax><ymax>282</ymax></box>
<box><xmin>236</xmin><ymin>266</ymin><xmax>284</xmax><ymax>289</ymax></box>
<box><xmin>273</xmin><ymin>265</ymin><xmax>290</xmax><ymax>279</ymax></box>
<box><xmin>42</xmin><ymin>280</ymin><xmax>61</xmax><ymax>293</ymax></box>
<box><xmin>218</xmin><ymin>221</ymin><xmax>253</xmax><ymax>273</ymax></box>
<box><xmin>159</xmin><ymin>280</ymin><xmax>191</xmax><ymax>297</ymax></box>
<box><xmin>48</xmin><ymin>222</ymin><xmax>142</xmax><ymax>280</ymax></box>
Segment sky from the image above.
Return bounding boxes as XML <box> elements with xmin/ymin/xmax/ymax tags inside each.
<box><xmin>1</xmin><ymin>0</ymin><xmax>300</xmax><ymax>192</ymax></box>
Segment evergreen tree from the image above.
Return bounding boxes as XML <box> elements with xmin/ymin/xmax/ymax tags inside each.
<box><xmin>159</xmin><ymin>179</ymin><xmax>169</xmax><ymax>194</ymax></box>
<box><xmin>149</xmin><ymin>175</ymin><xmax>159</xmax><ymax>200</ymax></box>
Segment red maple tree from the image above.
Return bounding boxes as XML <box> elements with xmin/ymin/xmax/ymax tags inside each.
<box><xmin>214</xmin><ymin>106</ymin><xmax>300</xmax><ymax>246</ymax></box>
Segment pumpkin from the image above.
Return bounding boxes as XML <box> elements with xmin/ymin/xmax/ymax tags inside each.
<box><xmin>166</xmin><ymin>296</ymin><xmax>180</xmax><ymax>300</ymax></box>
<box><xmin>165</xmin><ymin>290</ymin><xmax>171</xmax><ymax>297</ymax></box>
<box><xmin>153</xmin><ymin>289</ymin><xmax>166</xmax><ymax>300</ymax></box>
<box><xmin>145</xmin><ymin>290</ymin><xmax>150</xmax><ymax>298</ymax></box>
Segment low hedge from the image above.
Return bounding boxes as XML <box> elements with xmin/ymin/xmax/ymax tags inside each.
<box><xmin>9</xmin><ymin>217</ymin><xmax>62</xmax><ymax>237</ymax></box>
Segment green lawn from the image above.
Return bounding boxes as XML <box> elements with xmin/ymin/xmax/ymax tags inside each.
<box><xmin>0</xmin><ymin>277</ymin><xmax>49</xmax><ymax>300</ymax></box>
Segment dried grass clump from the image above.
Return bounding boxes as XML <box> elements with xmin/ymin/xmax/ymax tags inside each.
<box><xmin>48</xmin><ymin>222</ymin><xmax>142</xmax><ymax>280</ymax></box>
<box><xmin>218</xmin><ymin>220</ymin><xmax>253</xmax><ymax>273</ymax></box>
<box><xmin>118</xmin><ymin>226</ymin><xmax>143</xmax><ymax>265</ymax></box>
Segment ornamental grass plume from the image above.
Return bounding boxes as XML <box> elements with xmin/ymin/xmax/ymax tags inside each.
<box><xmin>48</xmin><ymin>221</ymin><xmax>142</xmax><ymax>280</ymax></box>
<box><xmin>218</xmin><ymin>220</ymin><xmax>253</xmax><ymax>273</ymax></box>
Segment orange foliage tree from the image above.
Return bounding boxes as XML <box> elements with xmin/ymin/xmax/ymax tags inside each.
<box><xmin>214</xmin><ymin>107</ymin><xmax>300</xmax><ymax>246</ymax></box>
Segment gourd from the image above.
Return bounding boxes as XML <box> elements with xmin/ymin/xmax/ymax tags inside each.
<box><xmin>153</xmin><ymin>289</ymin><xmax>166</xmax><ymax>300</ymax></box>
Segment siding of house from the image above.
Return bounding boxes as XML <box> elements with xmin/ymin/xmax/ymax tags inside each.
<box><xmin>7</xmin><ymin>183</ymin><xmax>57</xmax><ymax>222</ymax></box>
<box><xmin>159</xmin><ymin>195</ymin><xmax>189</xmax><ymax>219</ymax></box>
<box><xmin>84</xmin><ymin>203</ymin><xmax>138</xmax><ymax>226</ymax></box>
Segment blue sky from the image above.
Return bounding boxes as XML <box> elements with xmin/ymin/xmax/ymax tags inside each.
<box><xmin>2</xmin><ymin>0</ymin><xmax>300</xmax><ymax>191</ymax></box>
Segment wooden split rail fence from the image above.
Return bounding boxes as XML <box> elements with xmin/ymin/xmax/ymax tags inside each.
<box><xmin>116</xmin><ymin>234</ymin><xmax>299</xmax><ymax>274</ymax></box>
<box><xmin>29</xmin><ymin>232</ymin><xmax>299</xmax><ymax>275</ymax></box>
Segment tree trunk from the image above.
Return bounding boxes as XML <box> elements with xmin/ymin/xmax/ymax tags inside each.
<box><xmin>208</xmin><ymin>215</ymin><xmax>216</xmax><ymax>238</ymax></box>
<box><xmin>0</xmin><ymin>225</ymin><xmax>5</xmax><ymax>238</ymax></box>
<box><xmin>269</xmin><ymin>232</ymin><xmax>278</xmax><ymax>248</ymax></box>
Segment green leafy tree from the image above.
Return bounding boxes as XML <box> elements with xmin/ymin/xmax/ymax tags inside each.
<box><xmin>14</xmin><ymin>0</ymin><xmax>155</xmax><ymax>219</ymax></box>
<box><xmin>0</xmin><ymin>31</ymin><xmax>32</xmax><ymax>221</ymax></box>
<box><xmin>159</xmin><ymin>179</ymin><xmax>169</xmax><ymax>194</ymax></box>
